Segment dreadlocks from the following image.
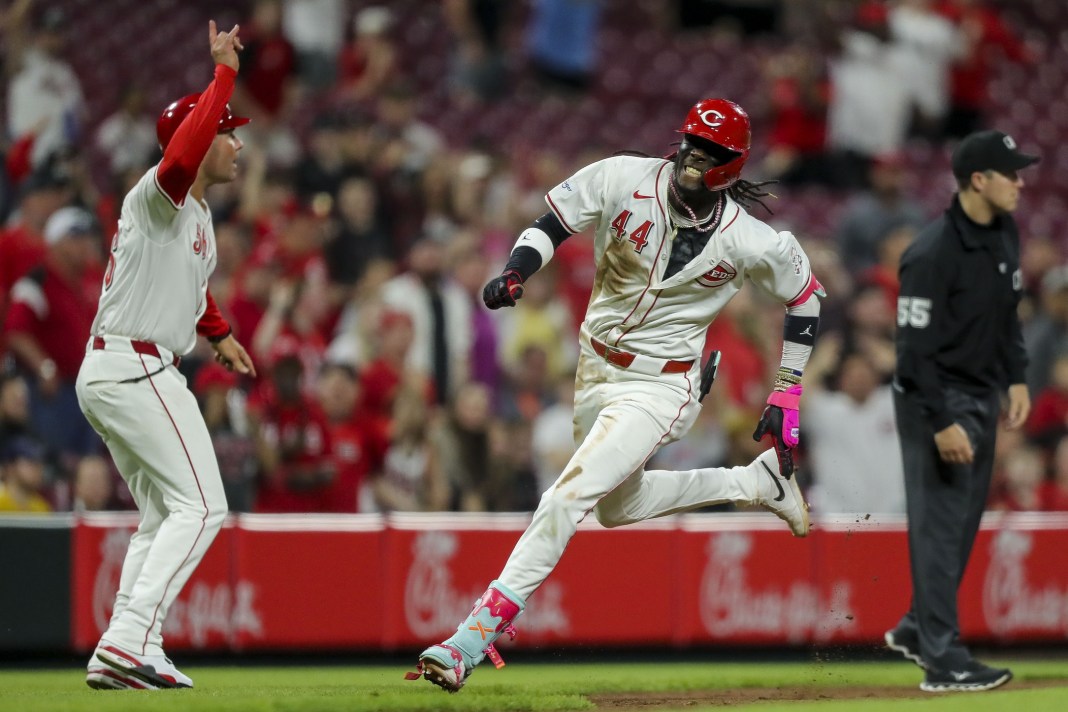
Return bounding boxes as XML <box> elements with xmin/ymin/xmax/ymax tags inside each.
<box><xmin>727</xmin><ymin>178</ymin><xmax>778</xmax><ymax>214</ymax></box>
<box><xmin>614</xmin><ymin>149</ymin><xmax>779</xmax><ymax>214</ymax></box>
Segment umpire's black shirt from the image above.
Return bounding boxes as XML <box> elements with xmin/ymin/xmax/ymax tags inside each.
<box><xmin>894</xmin><ymin>194</ymin><xmax>1028</xmax><ymax>431</ymax></box>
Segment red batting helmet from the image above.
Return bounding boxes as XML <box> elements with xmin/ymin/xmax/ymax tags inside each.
<box><xmin>677</xmin><ymin>98</ymin><xmax>751</xmax><ymax>191</ymax></box>
<box><xmin>156</xmin><ymin>93</ymin><xmax>250</xmax><ymax>151</ymax></box>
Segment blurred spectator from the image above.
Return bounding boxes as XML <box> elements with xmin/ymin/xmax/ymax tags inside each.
<box><xmin>0</xmin><ymin>434</ymin><xmax>51</xmax><ymax>512</ymax></box>
<box><xmin>496</xmin><ymin>262</ymin><xmax>577</xmax><ymax>381</ymax></box>
<box><xmin>838</xmin><ymin>279</ymin><xmax>898</xmax><ymax>381</ymax></box>
<box><xmin>336</xmin><ymin>5</ymin><xmax>398</xmax><ymax>104</ymax></box>
<box><xmin>0</xmin><ymin>160</ymin><xmax>73</xmax><ymax>351</ymax></box>
<box><xmin>5</xmin><ymin>6</ymin><xmax>86</xmax><ymax>171</ymax></box>
<box><xmin>210</xmin><ymin>221</ymin><xmax>254</xmax><ymax>308</ymax></box>
<box><xmin>357</xmin><ymin>308</ymin><xmax>419</xmax><ymax>419</ymax></box>
<box><xmin>442</xmin><ymin>0</ymin><xmax>508</xmax><ymax>103</ymax></box>
<box><xmin>373</xmin><ymin>81</ymin><xmax>447</xmax><ymax>177</ymax></box>
<box><xmin>826</xmin><ymin>2</ymin><xmax>912</xmax><ymax>187</ymax></box>
<box><xmin>448</xmin><ymin>233</ymin><xmax>502</xmax><ymax>393</ymax></box>
<box><xmin>232</xmin><ymin>1</ymin><xmax>301</xmax><ymax>169</ymax></box>
<box><xmin>1026</xmin><ymin>352</ymin><xmax>1068</xmax><ymax>449</ymax></box>
<box><xmin>4</xmin><ymin>206</ymin><xmax>101</xmax><ymax>467</ymax></box>
<box><xmin>936</xmin><ymin>0</ymin><xmax>1037</xmax><ymax>138</ymax></box>
<box><xmin>0</xmin><ymin>372</ymin><xmax>33</xmax><ymax>443</ymax></box>
<box><xmin>835</xmin><ymin>152</ymin><xmax>926</xmax><ymax>274</ymax></box>
<box><xmin>486</xmin><ymin>418</ymin><xmax>540</xmax><ymax>511</ymax></box>
<box><xmin>293</xmin><ymin>113</ymin><xmax>352</xmax><ymax>200</ymax></box>
<box><xmin>887</xmin><ymin>0</ymin><xmax>963</xmax><ymax>137</ymax></box>
<box><xmin>530</xmin><ymin>376</ymin><xmax>577</xmax><ymax>493</ymax></box>
<box><xmin>234</xmin><ymin>0</ymin><xmax>296</xmax><ymax>124</ymax></box>
<box><xmin>381</xmin><ymin>238</ymin><xmax>472</xmax><ymax>404</ymax></box>
<box><xmin>525</xmin><ymin>0</ymin><xmax>601</xmax><ymax>94</ymax></box>
<box><xmin>248</xmin><ymin>340</ymin><xmax>335</xmax><ymax>512</ymax></box>
<box><xmin>194</xmin><ymin>364</ymin><xmax>257</xmax><ymax>513</ymax></box>
<box><xmin>1019</xmin><ymin>235</ymin><xmax>1060</xmax><ymax>299</ymax></box>
<box><xmin>803</xmin><ymin>340</ymin><xmax>906</xmax><ymax>514</ymax></box>
<box><xmin>989</xmin><ymin>443</ymin><xmax>1046</xmax><ymax>511</ymax></box>
<box><xmin>317</xmin><ymin>362</ymin><xmax>387</xmax><ymax>513</ymax></box>
<box><xmin>1045</xmin><ymin>437</ymin><xmax>1068</xmax><ymax>511</ymax></box>
<box><xmin>72</xmin><ymin>454</ymin><xmax>118</xmax><ymax>512</ymax></box>
<box><xmin>704</xmin><ymin>290</ymin><xmax>778</xmax><ymax>411</ymax></box>
<box><xmin>369</xmin><ymin>386</ymin><xmax>450</xmax><ymax>512</ymax></box>
<box><xmin>1024</xmin><ymin>265</ymin><xmax>1068</xmax><ymax>395</ymax></box>
<box><xmin>761</xmin><ymin>45</ymin><xmax>830</xmax><ymax>186</ymax></box>
<box><xmin>326</xmin><ymin>173</ymin><xmax>393</xmax><ymax>287</ymax></box>
<box><xmin>226</xmin><ymin>241</ymin><xmax>283</xmax><ymax>347</ymax></box>
<box><xmin>326</xmin><ymin>257</ymin><xmax>397</xmax><ymax>367</ymax></box>
<box><xmin>251</xmin><ymin>278</ymin><xmax>331</xmax><ymax>384</ymax></box>
<box><xmin>281</xmin><ymin>0</ymin><xmax>347</xmax><ymax>90</ymax></box>
<box><xmin>93</xmin><ymin>86</ymin><xmax>157</xmax><ymax>180</ymax></box>
<box><xmin>858</xmin><ymin>223</ymin><xmax>917</xmax><ymax>314</ymax></box>
<box><xmin>433</xmin><ymin>380</ymin><xmax>493</xmax><ymax>511</ymax></box>
<box><xmin>498</xmin><ymin>344</ymin><xmax>556</xmax><ymax>423</ymax></box>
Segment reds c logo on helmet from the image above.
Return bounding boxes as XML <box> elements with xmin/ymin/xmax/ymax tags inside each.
<box><xmin>678</xmin><ymin>98</ymin><xmax>751</xmax><ymax>191</ymax></box>
<box><xmin>156</xmin><ymin>93</ymin><xmax>251</xmax><ymax>151</ymax></box>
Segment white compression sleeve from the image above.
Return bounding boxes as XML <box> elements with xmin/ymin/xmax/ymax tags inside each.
<box><xmin>781</xmin><ymin>295</ymin><xmax>820</xmax><ymax>373</ymax></box>
<box><xmin>513</xmin><ymin>228</ymin><xmax>555</xmax><ymax>267</ymax></box>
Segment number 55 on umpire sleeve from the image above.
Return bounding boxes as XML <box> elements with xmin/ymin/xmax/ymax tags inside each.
<box><xmin>897</xmin><ymin>296</ymin><xmax>932</xmax><ymax>329</ymax></box>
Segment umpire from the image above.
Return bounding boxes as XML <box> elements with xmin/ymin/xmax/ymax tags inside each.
<box><xmin>885</xmin><ymin>130</ymin><xmax>1038</xmax><ymax>693</ymax></box>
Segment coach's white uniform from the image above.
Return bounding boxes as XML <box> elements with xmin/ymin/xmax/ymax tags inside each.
<box><xmin>498</xmin><ymin>156</ymin><xmax>816</xmax><ymax>599</ymax></box>
<box><xmin>76</xmin><ymin>166</ymin><xmax>227</xmax><ymax>657</ymax></box>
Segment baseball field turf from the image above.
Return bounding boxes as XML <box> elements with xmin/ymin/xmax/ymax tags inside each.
<box><xmin>2</xmin><ymin>658</ymin><xmax>1067</xmax><ymax>712</ymax></box>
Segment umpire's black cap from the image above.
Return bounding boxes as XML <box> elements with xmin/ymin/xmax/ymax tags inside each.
<box><xmin>952</xmin><ymin>130</ymin><xmax>1040</xmax><ymax>181</ymax></box>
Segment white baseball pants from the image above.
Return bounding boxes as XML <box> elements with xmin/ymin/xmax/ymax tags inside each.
<box><xmin>76</xmin><ymin>345</ymin><xmax>227</xmax><ymax>656</ymax></box>
<box><xmin>498</xmin><ymin>352</ymin><xmax>764</xmax><ymax>601</ymax></box>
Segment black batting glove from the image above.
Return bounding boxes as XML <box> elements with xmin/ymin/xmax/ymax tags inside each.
<box><xmin>482</xmin><ymin>270</ymin><xmax>524</xmax><ymax>310</ymax></box>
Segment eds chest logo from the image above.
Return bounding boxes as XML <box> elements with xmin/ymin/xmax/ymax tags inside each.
<box><xmin>696</xmin><ymin>260</ymin><xmax>737</xmax><ymax>288</ymax></box>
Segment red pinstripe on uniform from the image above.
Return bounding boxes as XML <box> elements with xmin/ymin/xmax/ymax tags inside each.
<box><xmin>586</xmin><ymin>371</ymin><xmax>694</xmax><ymax>516</ymax></box>
<box><xmin>613</xmin><ymin>163</ymin><xmax>672</xmax><ymax>346</ymax></box>
<box><xmin>138</xmin><ymin>356</ymin><xmax>210</xmax><ymax>654</ymax></box>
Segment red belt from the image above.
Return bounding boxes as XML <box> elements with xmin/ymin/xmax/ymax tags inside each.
<box><xmin>92</xmin><ymin>336</ymin><xmax>180</xmax><ymax>367</ymax></box>
<box><xmin>590</xmin><ymin>338</ymin><xmax>693</xmax><ymax>374</ymax></box>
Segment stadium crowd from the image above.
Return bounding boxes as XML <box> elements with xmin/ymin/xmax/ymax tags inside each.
<box><xmin>2</xmin><ymin>0</ymin><xmax>1066</xmax><ymax>517</ymax></box>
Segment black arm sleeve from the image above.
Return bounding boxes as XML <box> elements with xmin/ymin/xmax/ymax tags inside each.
<box><xmin>533</xmin><ymin>212</ymin><xmax>572</xmax><ymax>247</ymax></box>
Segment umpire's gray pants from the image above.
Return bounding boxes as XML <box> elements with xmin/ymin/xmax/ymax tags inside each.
<box><xmin>892</xmin><ymin>386</ymin><xmax>1001</xmax><ymax>671</ymax></box>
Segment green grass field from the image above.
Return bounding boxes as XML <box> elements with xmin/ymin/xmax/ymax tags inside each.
<box><xmin>2</xmin><ymin>659</ymin><xmax>1067</xmax><ymax>712</ymax></box>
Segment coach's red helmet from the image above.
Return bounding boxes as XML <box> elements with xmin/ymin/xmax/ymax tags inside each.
<box><xmin>677</xmin><ymin>98</ymin><xmax>751</xmax><ymax>191</ymax></box>
<box><xmin>156</xmin><ymin>93</ymin><xmax>250</xmax><ymax>151</ymax></box>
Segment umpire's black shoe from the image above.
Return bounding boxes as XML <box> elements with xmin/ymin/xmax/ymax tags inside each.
<box><xmin>920</xmin><ymin>661</ymin><xmax>1012</xmax><ymax>693</ymax></box>
<box><xmin>884</xmin><ymin>627</ymin><xmax>926</xmax><ymax>669</ymax></box>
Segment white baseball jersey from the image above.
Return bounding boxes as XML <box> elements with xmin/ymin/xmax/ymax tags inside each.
<box><xmin>91</xmin><ymin>166</ymin><xmax>217</xmax><ymax>357</ymax></box>
<box><xmin>545</xmin><ymin>156</ymin><xmax>814</xmax><ymax>362</ymax></box>
<box><xmin>491</xmin><ymin>156</ymin><xmax>818</xmax><ymax>603</ymax></box>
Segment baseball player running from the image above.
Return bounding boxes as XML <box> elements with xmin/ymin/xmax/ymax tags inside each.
<box><xmin>410</xmin><ymin>99</ymin><xmax>823</xmax><ymax>692</ymax></box>
<box><xmin>77</xmin><ymin>21</ymin><xmax>255</xmax><ymax>691</ymax></box>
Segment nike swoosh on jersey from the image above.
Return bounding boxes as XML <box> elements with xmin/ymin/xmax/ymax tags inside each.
<box><xmin>632</xmin><ymin>191</ymin><xmax>654</xmax><ymax>200</ymax></box>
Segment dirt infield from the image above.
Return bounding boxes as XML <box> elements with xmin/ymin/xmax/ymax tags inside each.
<box><xmin>589</xmin><ymin>680</ymin><xmax>1068</xmax><ymax>708</ymax></box>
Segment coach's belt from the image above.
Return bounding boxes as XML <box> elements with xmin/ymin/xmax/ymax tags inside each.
<box><xmin>590</xmin><ymin>337</ymin><xmax>692</xmax><ymax>374</ymax></box>
<box><xmin>92</xmin><ymin>336</ymin><xmax>181</xmax><ymax>368</ymax></box>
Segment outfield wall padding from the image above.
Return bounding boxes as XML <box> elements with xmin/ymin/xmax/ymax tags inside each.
<box><xmin>4</xmin><ymin>511</ymin><xmax>1067</xmax><ymax>653</ymax></box>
